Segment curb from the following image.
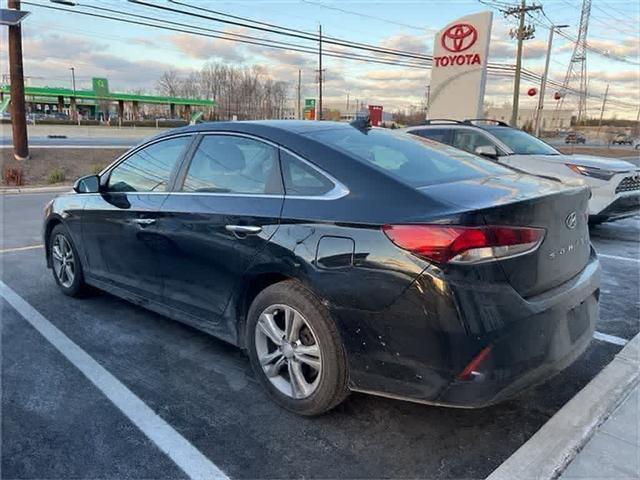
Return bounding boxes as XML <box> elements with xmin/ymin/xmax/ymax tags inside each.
<box><xmin>0</xmin><ymin>185</ymin><xmax>72</xmax><ymax>195</ymax></box>
<box><xmin>487</xmin><ymin>332</ymin><xmax>640</xmax><ymax>480</ymax></box>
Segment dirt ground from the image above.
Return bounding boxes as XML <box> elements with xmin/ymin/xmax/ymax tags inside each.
<box><xmin>1</xmin><ymin>145</ymin><xmax>636</xmax><ymax>187</ymax></box>
<box><xmin>1</xmin><ymin>148</ymin><xmax>127</xmax><ymax>186</ymax></box>
<box><xmin>557</xmin><ymin>146</ymin><xmax>637</xmax><ymax>158</ymax></box>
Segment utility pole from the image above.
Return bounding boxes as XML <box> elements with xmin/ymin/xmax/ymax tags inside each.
<box><xmin>535</xmin><ymin>24</ymin><xmax>568</xmax><ymax>137</ymax></box>
<box><xmin>297</xmin><ymin>69</ymin><xmax>301</xmax><ymax>120</ymax></box>
<box><xmin>597</xmin><ymin>83</ymin><xmax>609</xmax><ymax>136</ymax></box>
<box><xmin>318</xmin><ymin>24</ymin><xmax>323</xmax><ymax>121</ymax></box>
<box><xmin>504</xmin><ymin>0</ymin><xmax>541</xmax><ymax>128</ymax></box>
<box><xmin>8</xmin><ymin>0</ymin><xmax>29</xmax><ymax>159</ymax></box>
<box><xmin>346</xmin><ymin>92</ymin><xmax>350</xmax><ymax>114</ymax></box>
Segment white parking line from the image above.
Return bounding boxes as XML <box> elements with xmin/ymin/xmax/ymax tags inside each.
<box><xmin>593</xmin><ymin>331</ymin><xmax>629</xmax><ymax>346</ymax></box>
<box><xmin>0</xmin><ymin>280</ymin><xmax>228</xmax><ymax>480</ymax></box>
<box><xmin>0</xmin><ymin>245</ymin><xmax>44</xmax><ymax>254</ymax></box>
<box><xmin>598</xmin><ymin>253</ymin><xmax>640</xmax><ymax>262</ymax></box>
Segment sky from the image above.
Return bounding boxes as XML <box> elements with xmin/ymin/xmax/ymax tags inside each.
<box><xmin>1</xmin><ymin>0</ymin><xmax>639</xmax><ymax>118</ymax></box>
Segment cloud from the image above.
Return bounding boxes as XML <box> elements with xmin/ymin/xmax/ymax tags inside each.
<box><xmin>379</xmin><ymin>33</ymin><xmax>430</xmax><ymax>55</ymax></box>
<box><xmin>166</xmin><ymin>33</ymin><xmax>246</xmax><ymax>62</ymax></box>
<box><xmin>18</xmin><ymin>33</ymin><xmax>188</xmax><ymax>91</ymax></box>
<box><xmin>489</xmin><ymin>39</ymin><xmax>547</xmax><ymax>61</ymax></box>
<box><xmin>364</xmin><ymin>69</ymin><xmax>428</xmax><ymax>82</ymax></box>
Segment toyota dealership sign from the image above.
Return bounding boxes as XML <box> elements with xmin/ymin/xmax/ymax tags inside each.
<box><xmin>428</xmin><ymin>12</ymin><xmax>493</xmax><ymax>120</ymax></box>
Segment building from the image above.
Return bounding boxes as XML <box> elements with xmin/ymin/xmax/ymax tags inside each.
<box><xmin>0</xmin><ymin>77</ymin><xmax>215</xmax><ymax>122</ymax></box>
<box><xmin>485</xmin><ymin>105</ymin><xmax>574</xmax><ymax>130</ymax></box>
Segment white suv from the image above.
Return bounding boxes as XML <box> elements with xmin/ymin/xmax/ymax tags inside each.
<box><xmin>403</xmin><ymin>120</ymin><xmax>640</xmax><ymax>224</ymax></box>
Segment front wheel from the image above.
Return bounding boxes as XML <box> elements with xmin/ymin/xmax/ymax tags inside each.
<box><xmin>247</xmin><ymin>280</ymin><xmax>349</xmax><ymax>416</ymax></box>
<box><xmin>49</xmin><ymin>224</ymin><xmax>87</xmax><ymax>297</ymax></box>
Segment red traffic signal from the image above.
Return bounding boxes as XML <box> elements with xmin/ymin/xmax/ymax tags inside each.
<box><xmin>527</xmin><ymin>88</ymin><xmax>537</xmax><ymax>97</ymax></box>
<box><xmin>554</xmin><ymin>92</ymin><xmax>562</xmax><ymax>100</ymax></box>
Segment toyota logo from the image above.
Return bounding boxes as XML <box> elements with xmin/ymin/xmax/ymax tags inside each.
<box><xmin>565</xmin><ymin>211</ymin><xmax>578</xmax><ymax>230</ymax></box>
<box><xmin>441</xmin><ymin>23</ymin><xmax>478</xmax><ymax>53</ymax></box>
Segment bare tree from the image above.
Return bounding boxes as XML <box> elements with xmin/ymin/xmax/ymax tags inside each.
<box><xmin>157</xmin><ymin>70</ymin><xmax>182</xmax><ymax>97</ymax></box>
<box><xmin>156</xmin><ymin>62</ymin><xmax>292</xmax><ymax>121</ymax></box>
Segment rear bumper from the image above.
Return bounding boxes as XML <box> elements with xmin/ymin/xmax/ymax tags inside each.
<box><xmin>340</xmin><ymin>253</ymin><xmax>601</xmax><ymax>408</ymax></box>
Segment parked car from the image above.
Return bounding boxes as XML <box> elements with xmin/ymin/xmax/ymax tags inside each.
<box><xmin>633</xmin><ymin>138</ymin><xmax>640</xmax><ymax>150</ymax></box>
<box><xmin>403</xmin><ymin>120</ymin><xmax>640</xmax><ymax>223</ymax></box>
<box><xmin>565</xmin><ymin>132</ymin><xmax>586</xmax><ymax>144</ymax></box>
<box><xmin>44</xmin><ymin>121</ymin><xmax>601</xmax><ymax>415</ymax></box>
<box><xmin>612</xmin><ymin>133</ymin><xmax>633</xmax><ymax>145</ymax></box>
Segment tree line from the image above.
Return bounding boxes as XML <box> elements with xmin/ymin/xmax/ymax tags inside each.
<box><xmin>156</xmin><ymin>62</ymin><xmax>292</xmax><ymax>120</ymax></box>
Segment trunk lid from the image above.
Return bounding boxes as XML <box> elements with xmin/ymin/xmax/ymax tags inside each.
<box><xmin>419</xmin><ymin>174</ymin><xmax>591</xmax><ymax>297</ymax></box>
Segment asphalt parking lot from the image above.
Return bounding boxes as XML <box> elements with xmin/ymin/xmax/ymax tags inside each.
<box><xmin>1</xmin><ymin>192</ymin><xmax>638</xmax><ymax>479</ymax></box>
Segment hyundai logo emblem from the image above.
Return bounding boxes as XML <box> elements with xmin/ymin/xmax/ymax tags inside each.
<box><xmin>565</xmin><ymin>211</ymin><xmax>578</xmax><ymax>230</ymax></box>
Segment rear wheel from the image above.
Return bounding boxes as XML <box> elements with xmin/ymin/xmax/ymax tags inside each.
<box><xmin>247</xmin><ymin>280</ymin><xmax>349</xmax><ymax>416</ymax></box>
<box><xmin>50</xmin><ymin>224</ymin><xmax>87</xmax><ymax>297</ymax></box>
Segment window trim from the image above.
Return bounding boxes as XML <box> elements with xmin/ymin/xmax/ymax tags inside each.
<box><xmin>172</xmin><ymin>131</ymin><xmax>349</xmax><ymax>201</ymax></box>
<box><xmin>100</xmin><ymin>133</ymin><xmax>197</xmax><ymax>193</ymax></box>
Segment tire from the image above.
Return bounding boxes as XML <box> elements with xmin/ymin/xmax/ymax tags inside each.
<box><xmin>246</xmin><ymin>280</ymin><xmax>349</xmax><ymax>416</ymax></box>
<box><xmin>49</xmin><ymin>224</ymin><xmax>87</xmax><ymax>297</ymax></box>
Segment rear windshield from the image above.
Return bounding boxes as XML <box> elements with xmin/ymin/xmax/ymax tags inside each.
<box><xmin>305</xmin><ymin>127</ymin><xmax>511</xmax><ymax>187</ymax></box>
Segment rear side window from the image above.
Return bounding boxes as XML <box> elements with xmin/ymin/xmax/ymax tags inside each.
<box><xmin>280</xmin><ymin>151</ymin><xmax>334</xmax><ymax>196</ymax></box>
<box><xmin>306</xmin><ymin>128</ymin><xmax>511</xmax><ymax>187</ymax></box>
<box><xmin>452</xmin><ymin>129</ymin><xmax>496</xmax><ymax>154</ymax></box>
<box><xmin>107</xmin><ymin>136</ymin><xmax>190</xmax><ymax>192</ymax></box>
<box><xmin>410</xmin><ymin>128</ymin><xmax>452</xmax><ymax>145</ymax></box>
<box><xmin>182</xmin><ymin>135</ymin><xmax>282</xmax><ymax>194</ymax></box>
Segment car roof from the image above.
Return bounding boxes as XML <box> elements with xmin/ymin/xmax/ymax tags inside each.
<box><xmin>159</xmin><ymin>120</ymin><xmax>353</xmax><ymax>137</ymax></box>
<box><xmin>403</xmin><ymin>122</ymin><xmax>512</xmax><ymax>133</ymax></box>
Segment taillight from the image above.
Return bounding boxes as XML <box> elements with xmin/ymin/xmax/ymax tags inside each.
<box><xmin>382</xmin><ymin>224</ymin><xmax>545</xmax><ymax>264</ymax></box>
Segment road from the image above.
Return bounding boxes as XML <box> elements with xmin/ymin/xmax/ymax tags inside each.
<box><xmin>0</xmin><ymin>136</ymin><xmax>141</xmax><ymax>147</ymax></box>
<box><xmin>1</xmin><ymin>192</ymin><xmax>638</xmax><ymax>479</ymax></box>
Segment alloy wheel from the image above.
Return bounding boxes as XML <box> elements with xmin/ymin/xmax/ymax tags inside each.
<box><xmin>254</xmin><ymin>304</ymin><xmax>322</xmax><ymax>399</ymax></box>
<box><xmin>51</xmin><ymin>234</ymin><xmax>75</xmax><ymax>288</ymax></box>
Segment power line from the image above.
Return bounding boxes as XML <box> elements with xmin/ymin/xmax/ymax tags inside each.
<box><xmin>299</xmin><ymin>0</ymin><xmax>426</xmax><ymax>31</ymax></box>
<box><xmin>21</xmin><ymin>1</ymin><xmax>432</xmax><ymax>70</ymax></box>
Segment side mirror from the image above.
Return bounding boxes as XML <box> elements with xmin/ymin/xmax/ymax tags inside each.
<box><xmin>73</xmin><ymin>174</ymin><xmax>100</xmax><ymax>194</ymax></box>
<box><xmin>475</xmin><ymin>145</ymin><xmax>499</xmax><ymax>159</ymax></box>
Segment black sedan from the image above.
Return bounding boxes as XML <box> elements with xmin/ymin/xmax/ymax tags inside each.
<box><xmin>43</xmin><ymin>121</ymin><xmax>601</xmax><ymax>415</ymax></box>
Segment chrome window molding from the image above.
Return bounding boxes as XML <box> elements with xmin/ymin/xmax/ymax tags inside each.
<box><xmin>189</xmin><ymin>131</ymin><xmax>350</xmax><ymax>201</ymax></box>
<box><xmin>90</xmin><ymin>130</ymin><xmax>349</xmax><ymax>201</ymax></box>
<box><xmin>98</xmin><ymin>132</ymin><xmax>198</xmax><ymax>178</ymax></box>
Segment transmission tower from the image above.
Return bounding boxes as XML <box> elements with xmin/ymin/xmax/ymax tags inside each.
<box><xmin>555</xmin><ymin>0</ymin><xmax>591</xmax><ymax>127</ymax></box>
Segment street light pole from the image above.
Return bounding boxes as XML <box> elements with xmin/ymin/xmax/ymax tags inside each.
<box><xmin>8</xmin><ymin>0</ymin><xmax>29</xmax><ymax>159</ymax></box>
<box><xmin>70</xmin><ymin>66</ymin><xmax>76</xmax><ymax>92</ymax></box>
<box><xmin>534</xmin><ymin>24</ymin><xmax>568</xmax><ymax>137</ymax></box>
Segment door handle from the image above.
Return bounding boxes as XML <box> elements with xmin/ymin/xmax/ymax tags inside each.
<box><xmin>132</xmin><ymin>218</ymin><xmax>156</xmax><ymax>226</ymax></box>
<box><xmin>225</xmin><ymin>225</ymin><xmax>262</xmax><ymax>235</ymax></box>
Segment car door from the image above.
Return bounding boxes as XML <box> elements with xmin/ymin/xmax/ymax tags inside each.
<box><xmin>157</xmin><ymin>133</ymin><xmax>284</xmax><ymax>329</ymax></box>
<box><xmin>81</xmin><ymin>135</ymin><xmax>193</xmax><ymax>302</ymax></box>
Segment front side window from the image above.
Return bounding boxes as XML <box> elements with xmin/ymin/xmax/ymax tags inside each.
<box><xmin>306</xmin><ymin>127</ymin><xmax>511</xmax><ymax>188</ymax></box>
<box><xmin>452</xmin><ymin>129</ymin><xmax>497</xmax><ymax>154</ymax></box>
<box><xmin>182</xmin><ymin>135</ymin><xmax>281</xmax><ymax>194</ymax></box>
<box><xmin>281</xmin><ymin>151</ymin><xmax>334</xmax><ymax>196</ymax></box>
<box><xmin>107</xmin><ymin>136</ymin><xmax>190</xmax><ymax>192</ymax></box>
<box><xmin>486</xmin><ymin>128</ymin><xmax>560</xmax><ymax>155</ymax></box>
